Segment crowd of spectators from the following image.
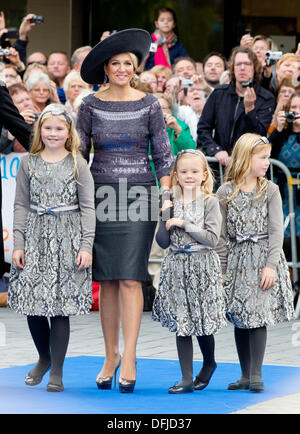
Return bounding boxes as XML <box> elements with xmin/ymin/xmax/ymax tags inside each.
<box><xmin>1</xmin><ymin>8</ymin><xmax>300</xmax><ymax>257</ymax></box>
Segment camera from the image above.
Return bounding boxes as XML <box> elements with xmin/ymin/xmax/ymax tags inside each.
<box><xmin>285</xmin><ymin>111</ymin><xmax>296</xmax><ymax>123</ymax></box>
<box><xmin>181</xmin><ymin>78</ymin><xmax>193</xmax><ymax>88</ymax></box>
<box><xmin>5</xmin><ymin>28</ymin><xmax>19</xmax><ymax>39</ymax></box>
<box><xmin>30</xmin><ymin>15</ymin><xmax>44</xmax><ymax>24</ymax></box>
<box><xmin>149</xmin><ymin>42</ymin><xmax>158</xmax><ymax>53</ymax></box>
<box><xmin>265</xmin><ymin>50</ymin><xmax>282</xmax><ymax>67</ymax></box>
<box><xmin>245</xmin><ymin>28</ymin><xmax>252</xmax><ymax>35</ymax></box>
<box><xmin>34</xmin><ymin>113</ymin><xmax>40</xmax><ymax>121</ymax></box>
<box><xmin>241</xmin><ymin>78</ymin><xmax>254</xmax><ymax>88</ymax></box>
<box><xmin>0</xmin><ymin>48</ymin><xmax>10</xmax><ymax>56</ymax></box>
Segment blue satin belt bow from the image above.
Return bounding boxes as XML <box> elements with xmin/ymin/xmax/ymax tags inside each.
<box><xmin>30</xmin><ymin>202</ymin><xmax>79</xmax><ymax>216</ymax></box>
<box><xmin>37</xmin><ymin>205</ymin><xmax>59</xmax><ymax>216</ymax></box>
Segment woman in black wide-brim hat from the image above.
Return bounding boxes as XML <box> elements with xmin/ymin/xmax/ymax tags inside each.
<box><xmin>77</xmin><ymin>29</ymin><xmax>173</xmax><ymax>393</ymax></box>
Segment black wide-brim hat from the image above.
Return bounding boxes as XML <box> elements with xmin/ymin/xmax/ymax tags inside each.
<box><xmin>80</xmin><ymin>28</ymin><xmax>151</xmax><ymax>84</ymax></box>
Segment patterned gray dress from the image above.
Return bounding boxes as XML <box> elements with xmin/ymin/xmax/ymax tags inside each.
<box><xmin>152</xmin><ymin>194</ymin><xmax>226</xmax><ymax>336</ymax></box>
<box><xmin>217</xmin><ymin>181</ymin><xmax>295</xmax><ymax>329</ymax></box>
<box><xmin>8</xmin><ymin>153</ymin><xmax>95</xmax><ymax>317</ymax></box>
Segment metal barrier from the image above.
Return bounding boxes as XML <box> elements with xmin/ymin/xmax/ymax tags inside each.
<box><xmin>149</xmin><ymin>157</ymin><xmax>300</xmax><ymax>317</ymax></box>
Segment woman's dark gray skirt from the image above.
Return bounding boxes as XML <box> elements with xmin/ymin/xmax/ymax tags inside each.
<box><xmin>93</xmin><ymin>181</ymin><xmax>159</xmax><ymax>282</ymax></box>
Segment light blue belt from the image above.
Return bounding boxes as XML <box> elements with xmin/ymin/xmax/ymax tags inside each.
<box><xmin>230</xmin><ymin>232</ymin><xmax>268</xmax><ymax>243</ymax></box>
<box><xmin>30</xmin><ymin>201</ymin><xmax>79</xmax><ymax>216</ymax></box>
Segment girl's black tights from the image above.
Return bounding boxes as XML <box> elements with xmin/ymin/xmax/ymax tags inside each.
<box><xmin>175</xmin><ymin>334</ymin><xmax>216</xmax><ymax>386</ymax></box>
<box><xmin>234</xmin><ymin>326</ymin><xmax>267</xmax><ymax>383</ymax></box>
<box><xmin>27</xmin><ymin>315</ymin><xmax>70</xmax><ymax>385</ymax></box>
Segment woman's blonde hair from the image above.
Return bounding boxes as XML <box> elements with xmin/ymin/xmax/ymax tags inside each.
<box><xmin>30</xmin><ymin>103</ymin><xmax>81</xmax><ymax>179</ymax></box>
<box><xmin>170</xmin><ymin>149</ymin><xmax>214</xmax><ymax>198</ymax></box>
<box><xmin>225</xmin><ymin>133</ymin><xmax>271</xmax><ymax>201</ymax></box>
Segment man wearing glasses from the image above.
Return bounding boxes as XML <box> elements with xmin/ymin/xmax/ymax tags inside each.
<box><xmin>197</xmin><ymin>46</ymin><xmax>275</xmax><ymax>166</ymax></box>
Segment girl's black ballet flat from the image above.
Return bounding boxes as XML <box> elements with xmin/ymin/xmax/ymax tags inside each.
<box><xmin>249</xmin><ymin>381</ymin><xmax>264</xmax><ymax>393</ymax></box>
<box><xmin>227</xmin><ymin>380</ymin><xmax>250</xmax><ymax>390</ymax></box>
<box><xmin>168</xmin><ymin>383</ymin><xmax>194</xmax><ymax>394</ymax></box>
<box><xmin>25</xmin><ymin>364</ymin><xmax>50</xmax><ymax>386</ymax></box>
<box><xmin>193</xmin><ymin>363</ymin><xmax>217</xmax><ymax>391</ymax></box>
<box><xmin>46</xmin><ymin>381</ymin><xmax>64</xmax><ymax>392</ymax></box>
<box><xmin>25</xmin><ymin>374</ymin><xmax>44</xmax><ymax>386</ymax></box>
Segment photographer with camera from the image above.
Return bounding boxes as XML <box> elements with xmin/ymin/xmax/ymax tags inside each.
<box><xmin>0</xmin><ymin>82</ymin><xmax>36</xmax><ymax>154</ymax></box>
<box><xmin>261</xmin><ymin>52</ymin><xmax>300</xmax><ymax>95</ymax></box>
<box><xmin>268</xmin><ymin>77</ymin><xmax>298</xmax><ymax>135</ymax></box>
<box><xmin>197</xmin><ymin>46</ymin><xmax>275</xmax><ymax>166</ymax></box>
<box><xmin>269</xmin><ymin>90</ymin><xmax>300</xmax><ymax>261</ymax></box>
<box><xmin>167</xmin><ymin>57</ymin><xmax>211</xmax><ymax>106</ymax></box>
<box><xmin>0</xmin><ymin>12</ymin><xmax>41</xmax><ymax>68</ymax></box>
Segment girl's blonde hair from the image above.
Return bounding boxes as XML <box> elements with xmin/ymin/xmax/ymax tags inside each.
<box><xmin>225</xmin><ymin>133</ymin><xmax>271</xmax><ymax>201</ymax></box>
<box><xmin>170</xmin><ymin>149</ymin><xmax>214</xmax><ymax>198</ymax></box>
<box><xmin>30</xmin><ymin>103</ymin><xmax>81</xmax><ymax>178</ymax></box>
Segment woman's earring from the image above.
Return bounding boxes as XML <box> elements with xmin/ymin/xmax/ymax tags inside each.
<box><xmin>129</xmin><ymin>74</ymin><xmax>137</xmax><ymax>87</ymax></box>
<box><xmin>103</xmin><ymin>73</ymin><xmax>108</xmax><ymax>84</ymax></box>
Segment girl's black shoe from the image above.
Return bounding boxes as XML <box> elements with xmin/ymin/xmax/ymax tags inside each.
<box><xmin>227</xmin><ymin>379</ymin><xmax>250</xmax><ymax>390</ymax></box>
<box><xmin>193</xmin><ymin>363</ymin><xmax>217</xmax><ymax>390</ymax></box>
<box><xmin>168</xmin><ymin>383</ymin><xmax>194</xmax><ymax>394</ymax></box>
<box><xmin>25</xmin><ymin>363</ymin><xmax>50</xmax><ymax>386</ymax></box>
<box><xmin>47</xmin><ymin>381</ymin><xmax>64</xmax><ymax>392</ymax></box>
<box><xmin>249</xmin><ymin>381</ymin><xmax>264</xmax><ymax>393</ymax></box>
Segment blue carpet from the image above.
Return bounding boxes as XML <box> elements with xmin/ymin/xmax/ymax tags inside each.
<box><xmin>0</xmin><ymin>356</ymin><xmax>300</xmax><ymax>414</ymax></box>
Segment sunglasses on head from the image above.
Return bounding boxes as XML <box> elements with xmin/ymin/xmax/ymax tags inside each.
<box><xmin>252</xmin><ymin>136</ymin><xmax>269</xmax><ymax>149</ymax></box>
<box><xmin>41</xmin><ymin>106</ymin><xmax>72</xmax><ymax>124</ymax></box>
<box><xmin>175</xmin><ymin>149</ymin><xmax>204</xmax><ymax>163</ymax></box>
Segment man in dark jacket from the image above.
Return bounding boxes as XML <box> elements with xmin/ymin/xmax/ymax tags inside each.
<box><xmin>0</xmin><ymin>81</ymin><xmax>31</xmax><ymax>277</ymax></box>
<box><xmin>197</xmin><ymin>46</ymin><xmax>275</xmax><ymax>166</ymax></box>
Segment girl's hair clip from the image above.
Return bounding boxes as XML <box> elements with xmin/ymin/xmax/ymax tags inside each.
<box><xmin>40</xmin><ymin>106</ymin><xmax>72</xmax><ymax>125</ymax></box>
<box><xmin>252</xmin><ymin>136</ymin><xmax>269</xmax><ymax>149</ymax></box>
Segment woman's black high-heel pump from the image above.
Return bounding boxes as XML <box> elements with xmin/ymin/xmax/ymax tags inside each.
<box><xmin>96</xmin><ymin>357</ymin><xmax>121</xmax><ymax>390</ymax></box>
<box><xmin>118</xmin><ymin>377</ymin><xmax>136</xmax><ymax>393</ymax></box>
<box><xmin>118</xmin><ymin>361</ymin><xmax>137</xmax><ymax>393</ymax></box>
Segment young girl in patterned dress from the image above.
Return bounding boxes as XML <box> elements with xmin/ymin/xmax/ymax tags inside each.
<box><xmin>216</xmin><ymin>133</ymin><xmax>295</xmax><ymax>393</ymax></box>
<box><xmin>8</xmin><ymin>104</ymin><xmax>95</xmax><ymax>392</ymax></box>
<box><xmin>152</xmin><ymin>149</ymin><xmax>226</xmax><ymax>394</ymax></box>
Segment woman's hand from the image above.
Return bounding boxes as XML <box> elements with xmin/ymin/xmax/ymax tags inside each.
<box><xmin>260</xmin><ymin>267</ymin><xmax>276</xmax><ymax>290</ymax></box>
<box><xmin>166</xmin><ymin>218</ymin><xmax>183</xmax><ymax>231</ymax></box>
<box><xmin>49</xmin><ymin>80</ymin><xmax>60</xmax><ymax>103</ymax></box>
<box><xmin>77</xmin><ymin>251</ymin><xmax>92</xmax><ymax>270</ymax></box>
<box><xmin>240</xmin><ymin>33</ymin><xmax>254</xmax><ymax>47</ymax></box>
<box><xmin>164</xmin><ymin>113</ymin><xmax>182</xmax><ymax>136</ymax></box>
<box><xmin>276</xmin><ymin>110</ymin><xmax>287</xmax><ymax>132</ymax></box>
<box><xmin>20</xmin><ymin>109</ymin><xmax>36</xmax><ymax>125</ymax></box>
<box><xmin>12</xmin><ymin>249</ymin><xmax>25</xmax><ymax>269</ymax></box>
